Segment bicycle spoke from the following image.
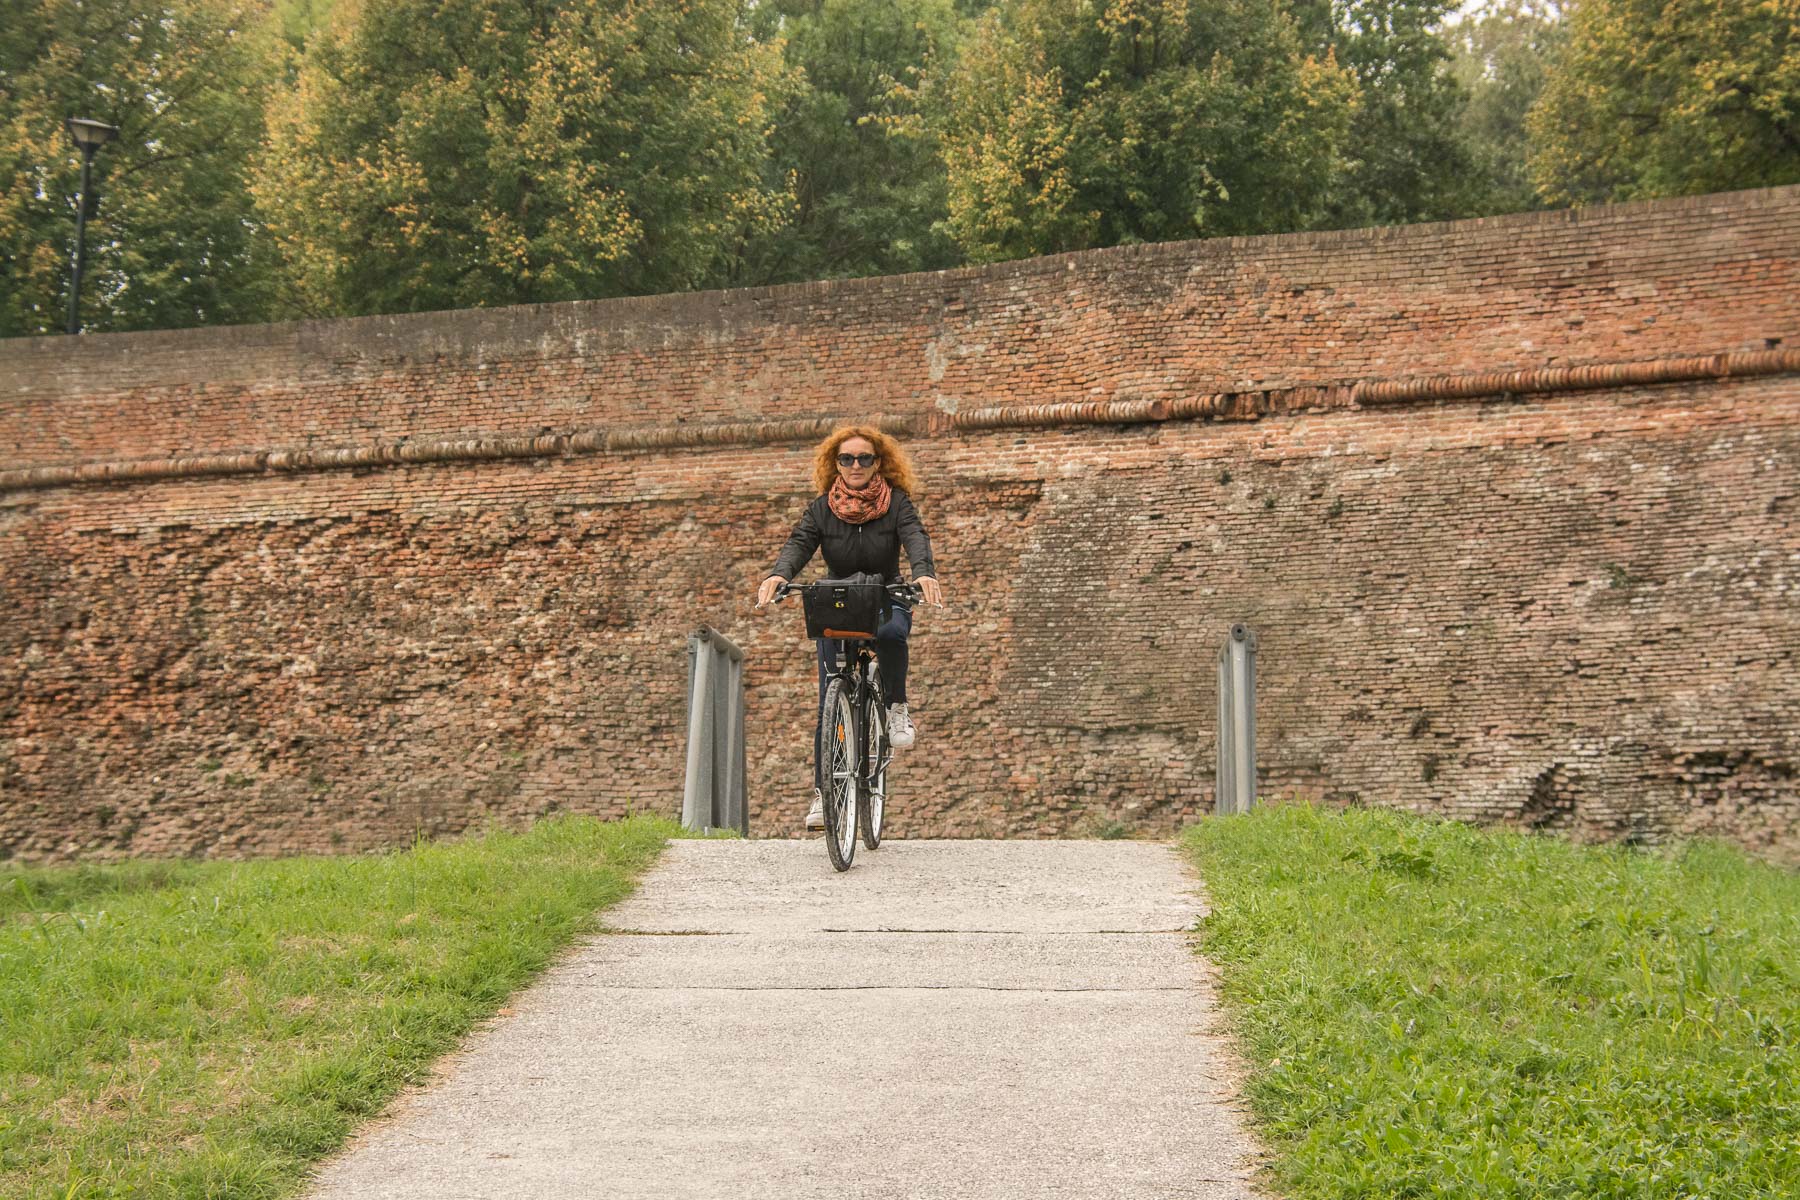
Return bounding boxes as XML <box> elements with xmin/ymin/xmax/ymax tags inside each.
<box><xmin>820</xmin><ymin>679</ymin><xmax>858</xmax><ymax>871</ymax></box>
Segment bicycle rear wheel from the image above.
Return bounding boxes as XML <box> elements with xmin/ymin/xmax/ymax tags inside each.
<box><xmin>860</xmin><ymin>666</ymin><xmax>889</xmax><ymax>850</ymax></box>
<box><xmin>819</xmin><ymin>678</ymin><xmax>858</xmax><ymax>871</ymax></box>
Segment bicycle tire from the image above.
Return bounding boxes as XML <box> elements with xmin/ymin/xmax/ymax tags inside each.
<box><xmin>860</xmin><ymin>664</ymin><xmax>888</xmax><ymax>850</ymax></box>
<box><xmin>819</xmin><ymin>678</ymin><xmax>858</xmax><ymax>872</ymax></box>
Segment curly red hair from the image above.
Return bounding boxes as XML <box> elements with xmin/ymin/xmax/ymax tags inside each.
<box><xmin>811</xmin><ymin>425</ymin><xmax>921</xmax><ymax>497</ymax></box>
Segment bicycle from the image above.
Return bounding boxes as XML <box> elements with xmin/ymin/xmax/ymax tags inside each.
<box><xmin>769</xmin><ymin>578</ymin><xmax>923</xmax><ymax>871</ymax></box>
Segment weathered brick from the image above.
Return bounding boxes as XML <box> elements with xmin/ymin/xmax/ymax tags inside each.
<box><xmin>0</xmin><ymin>188</ymin><xmax>1796</xmax><ymax>862</ymax></box>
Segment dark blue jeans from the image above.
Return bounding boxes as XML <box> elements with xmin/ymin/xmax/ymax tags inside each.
<box><xmin>814</xmin><ymin>601</ymin><xmax>911</xmax><ymax>791</ymax></box>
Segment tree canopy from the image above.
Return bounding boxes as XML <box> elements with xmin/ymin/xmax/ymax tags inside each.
<box><xmin>255</xmin><ymin>0</ymin><xmax>794</xmax><ymax>315</ymax></box>
<box><xmin>0</xmin><ymin>0</ymin><xmax>279</xmax><ymax>336</ymax></box>
<box><xmin>1294</xmin><ymin>0</ymin><xmax>1485</xmax><ymax>227</ymax></box>
<box><xmin>734</xmin><ymin>0</ymin><xmax>965</xmax><ymax>285</ymax></box>
<box><xmin>1450</xmin><ymin>0</ymin><xmax>1564</xmax><ymax>217</ymax></box>
<box><xmin>1529</xmin><ymin>0</ymin><xmax>1800</xmax><ymax>204</ymax></box>
<box><xmin>922</xmin><ymin>0</ymin><xmax>1358</xmax><ymax>262</ymax></box>
<box><xmin>3</xmin><ymin>0</ymin><xmax>1795</xmax><ymax>335</ymax></box>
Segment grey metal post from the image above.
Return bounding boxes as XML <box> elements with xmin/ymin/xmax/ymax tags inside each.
<box><xmin>1216</xmin><ymin>646</ymin><xmax>1232</xmax><ymax>814</ymax></box>
<box><xmin>67</xmin><ymin>147</ymin><xmax>95</xmax><ymax>336</ymax></box>
<box><xmin>682</xmin><ymin>638</ymin><xmax>716</xmax><ymax>830</ymax></box>
<box><xmin>1216</xmin><ymin>624</ymin><xmax>1258</xmax><ymax>814</ymax></box>
<box><xmin>683</xmin><ymin>626</ymin><xmax>747</xmax><ymax>834</ymax></box>
<box><xmin>723</xmin><ymin>651</ymin><xmax>747</xmax><ymax>835</ymax></box>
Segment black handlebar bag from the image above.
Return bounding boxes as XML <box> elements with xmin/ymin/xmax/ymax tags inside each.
<box><xmin>802</xmin><ymin>573</ymin><xmax>891</xmax><ymax>640</ymax></box>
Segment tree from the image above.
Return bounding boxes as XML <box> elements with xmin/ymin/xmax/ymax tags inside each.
<box><xmin>1291</xmin><ymin>0</ymin><xmax>1483</xmax><ymax>227</ymax></box>
<box><xmin>0</xmin><ymin>0</ymin><xmax>281</xmax><ymax>337</ymax></box>
<box><xmin>1529</xmin><ymin>0</ymin><xmax>1800</xmax><ymax>205</ymax></box>
<box><xmin>919</xmin><ymin>0</ymin><xmax>1358</xmax><ymax>262</ymax></box>
<box><xmin>734</xmin><ymin>0</ymin><xmax>966</xmax><ymax>285</ymax></box>
<box><xmin>1449</xmin><ymin>0</ymin><xmax>1564</xmax><ymax>216</ymax></box>
<box><xmin>254</xmin><ymin>0</ymin><xmax>795</xmax><ymax>316</ymax></box>
<box><xmin>272</xmin><ymin>0</ymin><xmax>339</xmax><ymax>48</ymax></box>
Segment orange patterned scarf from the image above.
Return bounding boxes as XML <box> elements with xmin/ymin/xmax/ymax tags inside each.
<box><xmin>828</xmin><ymin>474</ymin><xmax>892</xmax><ymax>525</ymax></box>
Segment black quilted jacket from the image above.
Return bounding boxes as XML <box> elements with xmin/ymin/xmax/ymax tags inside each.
<box><xmin>769</xmin><ymin>490</ymin><xmax>937</xmax><ymax>585</ymax></box>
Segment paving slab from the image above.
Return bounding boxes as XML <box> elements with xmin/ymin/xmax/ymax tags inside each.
<box><xmin>604</xmin><ymin>840</ymin><xmax>1202</xmax><ymax>934</ymax></box>
<box><xmin>305</xmin><ymin>839</ymin><xmax>1268</xmax><ymax>1200</ymax></box>
<box><xmin>538</xmin><ymin>930</ymin><xmax>1193</xmax><ymax>992</ymax></box>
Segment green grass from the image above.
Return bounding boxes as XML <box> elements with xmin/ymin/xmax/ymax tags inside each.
<box><xmin>1183</xmin><ymin>804</ymin><xmax>1800</xmax><ymax>1199</ymax></box>
<box><xmin>0</xmin><ymin>814</ymin><xmax>678</xmax><ymax>1200</ymax></box>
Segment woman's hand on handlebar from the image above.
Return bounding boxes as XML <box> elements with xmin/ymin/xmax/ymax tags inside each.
<box><xmin>756</xmin><ymin>575</ymin><xmax>788</xmax><ymax>607</ymax></box>
<box><xmin>917</xmin><ymin>576</ymin><xmax>944</xmax><ymax>607</ymax></box>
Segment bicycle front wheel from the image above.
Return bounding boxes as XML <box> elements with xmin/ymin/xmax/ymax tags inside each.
<box><xmin>819</xmin><ymin>678</ymin><xmax>859</xmax><ymax>872</ymax></box>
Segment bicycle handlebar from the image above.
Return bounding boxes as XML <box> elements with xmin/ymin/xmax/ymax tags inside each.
<box><xmin>761</xmin><ymin>580</ymin><xmax>927</xmax><ymax>607</ymax></box>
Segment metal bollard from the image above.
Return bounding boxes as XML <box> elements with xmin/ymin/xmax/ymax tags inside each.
<box><xmin>1216</xmin><ymin>624</ymin><xmax>1258</xmax><ymax>815</ymax></box>
<box><xmin>683</xmin><ymin>626</ymin><xmax>748</xmax><ymax>835</ymax></box>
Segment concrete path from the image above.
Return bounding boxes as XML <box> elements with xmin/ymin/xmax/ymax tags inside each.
<box><xmin>305</xmin><ymin>840</ymin><xmax>1267</xmax><ymax>1199</ymax></box>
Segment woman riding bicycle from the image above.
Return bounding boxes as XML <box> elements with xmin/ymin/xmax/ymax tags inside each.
<box><xmin>757</xmin><ymin>425</ymin><xmax>945</xmax><ymax>831</ymax></box>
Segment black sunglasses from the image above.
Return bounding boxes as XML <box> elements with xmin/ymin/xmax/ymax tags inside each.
<box><xmin>837</xmin><ymin>452</ymin><xmax>878</xmax><ymax>468</ymax></box>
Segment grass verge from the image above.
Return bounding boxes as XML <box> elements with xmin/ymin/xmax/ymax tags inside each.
<box><xmin>1183</xmin><ymin>804</ymin><xmax>1798</xmax><ymax>1199</ymax></box>
<box><xmin>1</xmin><ymin>814</ymin><xmax>678</xmax><ymax>1199</ymax></box>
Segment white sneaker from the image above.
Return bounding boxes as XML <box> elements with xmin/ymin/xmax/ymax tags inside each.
<box><xmin>888</xmin><ymin>703</ymin><xmax>916</xmax><ymax>749</ymax></box>
<box><xmin>805</xmin><ymin>788</ymin><xmax>825</xmax><ymax>831</ymax></box>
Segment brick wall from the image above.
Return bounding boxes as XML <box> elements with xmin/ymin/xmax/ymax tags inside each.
<box><xmin>3</xmin><ymin>187</ymin><xmax>1796</xmax><ymax>862</ymax></box>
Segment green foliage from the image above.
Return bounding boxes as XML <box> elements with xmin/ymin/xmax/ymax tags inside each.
<box><xmin>271</xmin><ymin>0</ymin><xmax>342</xmax><ymax>50</ymax></box>
<box><xmin>24</xmin><ymin>0</ymin><xmax>1790</xmax><ymax>332</ymax></box>
<box><xmin>254</xmin><ymin>0</ymin><xmax>795</xmax><ymax>316</ymax></box>
<box><xmin>1529</xmin><ymin>0</ymin><xmax>1800</xmax><ymax>204</ymax></box>
<box><xmin>1450</xmin><ymin>0</ymin><xmax>1565</xmax><ymax>215</ymax></box>
<box><xmin>0</xmin><ymin>814</ymin><xmax>674</xmax><ymax>1199</ymax></box>
<box><xmin>735</xmin><ymin>0</ymin><xmax>966</xmax><ymax>284</ymax></box>
<box><xmin>919</xmin><ymin>0</ymin><xmax>1358</xmax><ymax>262</ymax></box>
<box><xmin>0</xmin><ymin>0</ymin><xmax>282</xmax><ymax>336</ymax></box>
<box><xmin>1184</xmin><ymin>805</ymin><xmax>1800</xmax><ymax>1199</ymax></box>
<box><xmin>1294</xmin><ymin>0</ymin><xmax>1486</xmax><ymax>226</ymax></box>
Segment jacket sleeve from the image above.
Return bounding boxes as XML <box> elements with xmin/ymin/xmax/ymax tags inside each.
<box><xmin>895</xmin><ymin>492</ymin><xmax>937</xmax><ymax>580</ymax></box>
<box><xmin>768</xmin><ymin>500</ymin><xmax>823</xmax><ymax>581</ymax></box>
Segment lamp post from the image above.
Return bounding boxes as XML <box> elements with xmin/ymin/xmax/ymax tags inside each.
<box><xmin>65</xmin><ymin>117</ymin><xmax>119</xmax><ymax>335</ymax></box>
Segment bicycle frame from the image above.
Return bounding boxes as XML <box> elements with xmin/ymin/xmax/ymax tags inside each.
<box><xmin>821</xmin><ymin>637</ymin><xmax>888</xmax><ymax>795</ymax></box>
<box><xmin>769</xmin><ymin>579</ymin><xmax>919</xmax><ymax>869</ymax></box>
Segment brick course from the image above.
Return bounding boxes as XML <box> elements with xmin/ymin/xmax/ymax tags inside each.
<box><xmin>2</xmin><ymin>187</ymin><xmax>1797</xmax><ymax>862</ymax></box>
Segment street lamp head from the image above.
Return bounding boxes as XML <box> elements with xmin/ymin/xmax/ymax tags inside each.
<box><xmin>65</xmin><ymin>117</ymin><xmax>120</xmax><ymax>152</ymax></box>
